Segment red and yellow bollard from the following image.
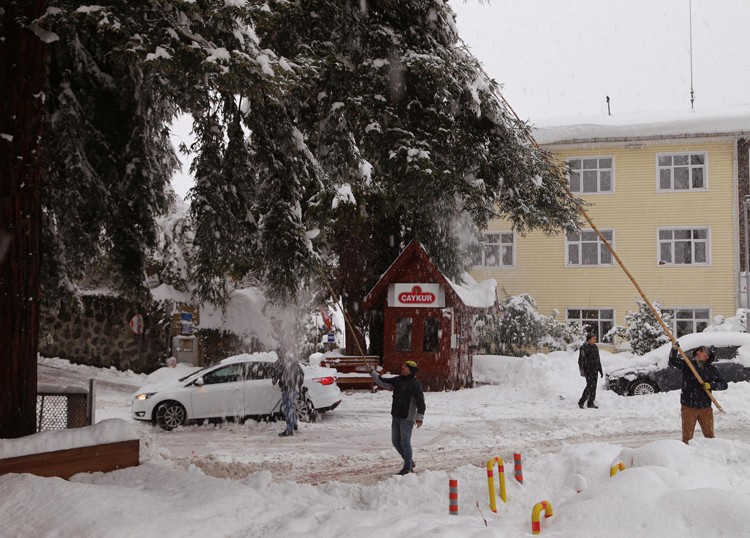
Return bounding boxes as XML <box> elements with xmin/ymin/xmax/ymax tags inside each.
<box><xmin>449</xmin><ymin>479</ymin><xmax>458</xmax><ymax>515</ymax></box>
<box><xmin>610</xmin><ymin>461</ymin><xmax>625</xmax><ymax>477</ymax></box>
<box><xmin>531</xmin><ymin>500</ymin><xmax>553</xmax><ymax>534</ymax></box>
<box><xmin>486</xmin><ymin>456</ymin><xmax>507</xmax><ymax>512</ymax></box>
<box><xmin>513</xmin><ymin>453</ymin><xmax>523</xmax><ymax>483</ymax></box>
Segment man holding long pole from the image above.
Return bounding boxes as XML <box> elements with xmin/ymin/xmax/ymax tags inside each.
<box><xmin>668</xmin><ymin>343</ymin><xmax>727</xmax><ymax>444</ymax></box>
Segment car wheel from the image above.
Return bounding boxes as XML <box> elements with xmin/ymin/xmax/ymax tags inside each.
<box><xmin>155</xmin><ymin>401</ymin><xmax>187</xmax><ymax>430</ymax></box>
<box><xmin>629</xmin><ymin>380</ymin><xmax>657</xmax><ymax>396</ymax></box>
<box><xmin>294</xmin><ymin>392</ymin><xmax>318</xmax><ymax>423</ymax></box>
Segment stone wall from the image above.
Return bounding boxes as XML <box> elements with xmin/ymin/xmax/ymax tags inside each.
<box><xmin>40</xmin><ymin>295</ymin><xmax>172</xmax><ymax>373</ymax></box>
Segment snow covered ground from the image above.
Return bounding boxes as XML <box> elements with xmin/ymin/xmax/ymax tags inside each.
<box><xmin>4</xmin><ymin>350</ymin><xmax>750</xmax><ymax>537</ymax></box>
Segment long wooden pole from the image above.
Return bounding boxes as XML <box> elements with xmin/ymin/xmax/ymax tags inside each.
<box><xmin>491</xmin><ymin>90</ymin><xmax>722</xmax><ymax>411</ymax></box>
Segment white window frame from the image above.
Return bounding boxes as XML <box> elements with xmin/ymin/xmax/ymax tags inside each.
<box><xmin>475</xmin><ymin>232</ymin><xmax>515</xmax><ymax>267</ymax></box>
<box><xmin>565</xmin><ymin>229</ymin><xmax>615</xmax><ymax>267</ymax></box>
<box><xmin>662</xmin><ymin>307</ymin><xmax>711</xmax><ymax>337</ymax></box>
<box><xmin>566</xmin><ymin>308</ymin><xmax>615</xmax><ymax>340</ymax></box>
<box><xmin>657</xmin><ymin>227</ymin><xmax>710</xmax><ymax>266</ymax></box>
<box><xmin>567</xmin><ymin>156</ymin><xmax>615</xmax><ymax>194</ymax></box>
<box><xmin>656</xmin><ymin>151</ymin><xmax>708</xmax><ymax>192</ymax></box>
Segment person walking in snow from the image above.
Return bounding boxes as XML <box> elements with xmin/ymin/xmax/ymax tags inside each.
<box><xmin>578</xmin><ymin>332</ymin><xmax>603</xmax><ymax>409</ymax></box>
<box><xmin>668</xmin><ymin>343</ymin><xmax>727</xmax><ymax>444</ymax></box>
<box><xmin>271</xmin><ymin>354</ymin><xmax>305</xmax><ymax>437</ymax></box>
<box><xmin>370</xmin><ymin>360</ymin><xmax>426</xmax><ymax>475</ymax></box>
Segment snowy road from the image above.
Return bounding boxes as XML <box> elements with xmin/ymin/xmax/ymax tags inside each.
<box><xmin>38</xmin><ymin>352</ymin><xmax>750</xmax><ymax>486</ymax></box>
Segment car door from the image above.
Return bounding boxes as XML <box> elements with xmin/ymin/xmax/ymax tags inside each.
<box><xmin>190</xmin><ymin>363</ymin><xmax>246</xmax><ymax>419</ymax></box>
<box><xmin>243</xmin><ymin>361</ymin><xmax>282</xmax><ymax>416</ymax></box>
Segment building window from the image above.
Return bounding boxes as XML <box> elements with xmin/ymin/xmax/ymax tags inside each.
<box><xmin>567</xmin><ymin>308</ymin><xmax>614</xmax><ymax>340</ymax></box>
<box><xmin>474</xmin><ymin>232</ymin><xmax>514</xmax><ymax>267</ymax></box>
<box><xmin>662</xmin><ymin>308</ymin><xmax>710</xmax><ymax>337</ymax></box>
<box><xmin>395</xmin><ymin>317</ymin><xmax>412</xmax><ymax>352</ymax></box>
<box><xmin>657</xmin><ymin>152</ymin><xmax>707</xmax><ymax>191</ymax></box>
<box><xmin>566</xmin><ymin>230</ymin><xmax>614</xmax><ymax>266</ymax></box>
<box><xmin>423</xmin><ymin>317</ymin><xmax>440</xmax><ymax>352</ymax></box>
<box><xmin>568</xmin><ymin>157</ymin><xmax>614</xmax><ymax>194</ymax></box>
<box><xmin>658</xmin><ymin>228</ymin><xmax>709</xmax><ymax>265</ymax></box>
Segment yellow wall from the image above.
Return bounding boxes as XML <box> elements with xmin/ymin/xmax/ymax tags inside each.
<box><xmin>471</xmin><ymin>137</ymin><xmax>739</xmax><ymax>327</ymax></box>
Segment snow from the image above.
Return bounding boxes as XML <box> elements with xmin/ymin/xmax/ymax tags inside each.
<box><xmin>446</xmin><ymin>272</ymin><xmax>497</xmax><ymax>309</ymax></box>
<box><xmin>533</xmin><ymin>105</ymin><xmax>750</xmax><ymax>145</ymax></box>
<box><xmin>5</xmin><ymin>350</ymin><xmax>750</xmax><ymax>536</ymax></box>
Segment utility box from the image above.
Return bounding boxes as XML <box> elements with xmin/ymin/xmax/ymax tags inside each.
<box><xmin>172</xmin><ymin>335</ymin><xmax>199</xmax><ymax>365</ymax></box>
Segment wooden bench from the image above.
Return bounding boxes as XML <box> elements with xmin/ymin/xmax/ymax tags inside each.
<box><xmin>322</xmin><ymin>355</ymin><xmax>380</xmax><ymax>391</ymax></box>
<box><xmin>0</xmin><ymin>439</ymin><xmax>140</xmax><ymax>479</ymax></box>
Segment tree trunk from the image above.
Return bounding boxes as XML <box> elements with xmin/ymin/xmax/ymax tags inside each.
<box><xmin>0</xmin><ymin>0</ymin><xmax>47</xmax><ymax>438</ymax></box>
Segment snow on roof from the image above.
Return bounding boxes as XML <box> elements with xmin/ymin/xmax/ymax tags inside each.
<box><xmin>533</xmin><ymin>104</ymin><xmax>750</xmax><ymax>145</ymax></box>
<box><xmin>149</xmin><ymin>284</ymin><xmax>278</xmax><ymax>348</ymax></box>
<box><xmin>446</xmin><ymin>272</ymin><xmax>497</xmax><ymax>309</ymax></box>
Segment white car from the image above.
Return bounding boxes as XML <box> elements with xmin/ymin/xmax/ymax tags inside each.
<box><xmin>132</xmin><ymin>354</ymin><xmax>341</xmax><ymax>430</ymax></box>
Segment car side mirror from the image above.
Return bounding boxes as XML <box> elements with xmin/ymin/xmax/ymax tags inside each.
<box><xmin>194</xmin><ymin>376</ymin><xmax>204</xmax><ymax>386</ymax></box>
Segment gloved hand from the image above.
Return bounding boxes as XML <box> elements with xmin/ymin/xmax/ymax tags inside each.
<box><xmin>599</xmin><ymin>371</ymin><xmax>603</xmax><ymax>378</ymax></box>
<box><xmin>703</xmin><ymin>382</ymin><xmax>711</xmax><ymax>391</ymax></box>
<box><xmin>416</xmin><ymin>420</ymin><xmax>423</xmax><ymax>428</ymax></box>
<box><xmin>671</xmin><ymin>341</ymin><xmax>679</xmax><ymax>350</ymax></box>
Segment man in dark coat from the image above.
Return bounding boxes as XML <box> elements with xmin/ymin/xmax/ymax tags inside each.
<box><xmin>668</xmin><ymin>343</ymin><xmax>727</xmax><ymax>444</ymax></box>
<box><xmin>271</xmin><ymin>355</ymin><xmax>305</xmax><ymax>437</ymax></box>
<box><xmin>370</xmin><ymin>360</ymin><xmax>426</xmax><ymax>475</ymax></box>
<box><xmin>578</xmin><ymin>333</ymin><xmax>603</xmax><ymax>409</ymax></box>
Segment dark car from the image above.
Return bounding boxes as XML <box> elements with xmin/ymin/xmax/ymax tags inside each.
<box><xmin>605</xmin><ymin>332</ymin><xmax>750</xmax><ymax>396</ymax></box>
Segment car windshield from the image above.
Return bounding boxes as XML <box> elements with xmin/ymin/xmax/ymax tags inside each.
<box><xmin>178</xmin><ymin>366</ymin><xmax>210</xmax><ymax>382</ymax></box>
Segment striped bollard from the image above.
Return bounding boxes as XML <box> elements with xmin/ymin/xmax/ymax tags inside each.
<box><xmin>449</xmin><ymin>479</ymin><xmax>458</xmax><ymax>515</ymax></box>
<box><xmin>531</xmin><ymin>500</ymin><xmax>553</xmax><ymax>535</ymax></box>
<box><xmin>513</xmin><ymin>453</ymin><xmax>523</xmax><ymax>484</ymax></box>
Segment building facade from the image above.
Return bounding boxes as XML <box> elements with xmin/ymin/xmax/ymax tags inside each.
<box><xmin>471</xmin><ymin>114</ymin><xmax>750</xmax><ymax>340</ymax></box>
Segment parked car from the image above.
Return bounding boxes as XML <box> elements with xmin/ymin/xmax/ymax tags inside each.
<box><xmin>605</xmin><ymin>332</ymin><xmax>750</xmax><ymax>396</ymax></box>
<box><xmin>132</xmin><ymin>354</ymin><xmax>341</xmax><ymax>430</ymax></box>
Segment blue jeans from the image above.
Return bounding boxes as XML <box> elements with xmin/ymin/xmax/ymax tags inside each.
<box><xmin>281</xmin><ymin>389</ymin><xmax>298</xmax><ymax>434</ymax></box>
<box><xmin>391</xmin><ymin>417</ymin><xmax>414</xmax><ymax>471</ymax></box>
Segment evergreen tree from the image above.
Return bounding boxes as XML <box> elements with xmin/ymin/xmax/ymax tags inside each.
<box><xmin>613</xmin><ymin>298</ymin><xmax>672</xmax><ymax>355</ymax></box>
<box><xmin>253</xmin><ymin>0</ymin><xmax>581</xmax><ymax>333</ymax></box>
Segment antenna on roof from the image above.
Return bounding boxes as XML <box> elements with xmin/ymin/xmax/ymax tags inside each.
<box><xmin>689</xmin><ymin>0</ymin><xmax>695</xmax><ymax>110</ymax></box>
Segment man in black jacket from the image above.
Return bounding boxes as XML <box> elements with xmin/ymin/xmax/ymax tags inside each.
<box><xmin>578</xmin><ymin>333</ymin><xmax>603</xmax><ymax>409</ymax></box>
<box><xmin>371</xmin><ymin>360</ymin><xmax>426</xmax><ymax>475</ymax></box>
<box><xmin>668</xmin><ymin>343</ymin><xmax>727</xmax><ymax>444</ymax></box>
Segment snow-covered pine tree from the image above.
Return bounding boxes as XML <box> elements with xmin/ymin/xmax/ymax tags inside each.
<box><xmin>254</xmin><ymin>0</ymin><xmax>581</xmax><ymax>339</ymax></box>
<box><xmin>620</xmin><ymin>298</ymin><xmax>672</xmax><ymax>355</ymax></box>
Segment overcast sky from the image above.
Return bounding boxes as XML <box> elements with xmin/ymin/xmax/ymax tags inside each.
<box><xmin>449</xmin><ymin>0</ymin><xmax>750</xmax><ymax>123</ymax></box>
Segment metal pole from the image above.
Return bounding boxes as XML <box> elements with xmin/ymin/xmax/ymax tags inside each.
<box><xmin>744</xmin><ymin>196</ymin><xmax>750</xmax><ymax>317</ymax></box>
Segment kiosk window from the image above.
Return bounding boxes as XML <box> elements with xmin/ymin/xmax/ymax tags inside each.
<box><xmin>423</xmin><ymin>317</ymin><xmax>440</xmax><ymax>352</ymax></box>
<box><xmin>395</xmin><ymin>317</ymin><xmax>413</xmax><ymax>352</ymax></box>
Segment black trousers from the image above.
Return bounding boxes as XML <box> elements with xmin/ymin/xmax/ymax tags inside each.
<box><xmin>579</xmin><ymin>372</ymin><xmax>598</xmax><ymax>406</ymax></box>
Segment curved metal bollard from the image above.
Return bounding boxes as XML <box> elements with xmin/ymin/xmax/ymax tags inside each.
<box><xmin>610</xmin><ymin>461</ymin><xmax>625</xmax><ymax>477</ymax></box>
<box><xmin>486</xmin><ymin>456</ymin><xmax>507</xmax><ymax>513</ymax></box>
<box><xmin>531</xmin><ymin>500</ymin><xmax>554</xmax><ymax>534</ymax></box>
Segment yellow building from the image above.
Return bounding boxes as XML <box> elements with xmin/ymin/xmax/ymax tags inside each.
<box><xmin>470</xmin><ymin>114</ymin><xmax>750</xmax><ymax>339</ymax></box>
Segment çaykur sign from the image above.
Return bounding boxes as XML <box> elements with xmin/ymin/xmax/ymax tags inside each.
<box><xmin>388</xmin><ymin>283</ymin><xmax>445</xmax><ymax>308</ymax></box>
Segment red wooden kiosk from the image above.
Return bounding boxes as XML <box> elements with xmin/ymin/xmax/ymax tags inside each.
<box><xmin>361</xmin><ymin>240</ymin><xmax>498</xmax><ymax>391</ymax></box>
